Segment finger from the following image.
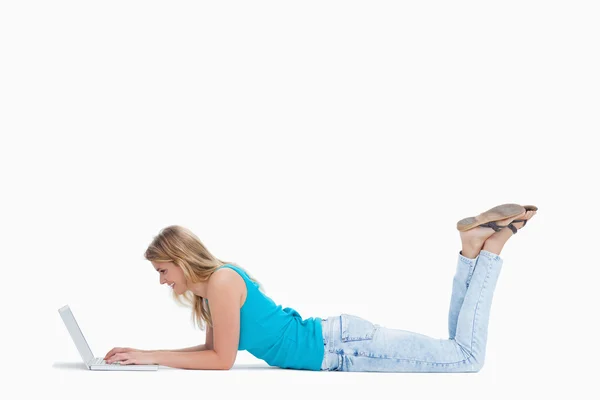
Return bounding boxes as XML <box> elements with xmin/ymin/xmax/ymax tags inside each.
<box><xmin>105</xmin><ymin>347</ymin><xmax>122</xmax><ymax>359</ymax></box>
<box><xmin>107</xmin><ymin>353</ymin><xmax>123</xmax><ymax>363</ymax></box>
<box><xmin>106</xmin><ymin>348</ymin><xmax>121</xmax><ymax>359</ymax></box>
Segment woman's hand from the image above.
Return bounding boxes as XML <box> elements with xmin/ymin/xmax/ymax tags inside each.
<box><xmin>105</xmin><ymin>349</ymin><xmax>157</xmax><ymax>365</ymax></box>
<box><xmin>104</xmin><ymin>347</ymin><xmax>149</xmax><ymax>361</ymax></box>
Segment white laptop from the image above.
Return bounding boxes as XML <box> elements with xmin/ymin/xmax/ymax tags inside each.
<box><xmin>58</xmin><ymin>304</ymin><xmax>159</xmax><ymax>371</ymax></box>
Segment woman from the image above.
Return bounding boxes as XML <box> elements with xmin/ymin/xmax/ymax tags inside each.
<box><xmin>104</xmin><ymin>203</ymin><xmax>537</xmax><ymax>372</ymax></box>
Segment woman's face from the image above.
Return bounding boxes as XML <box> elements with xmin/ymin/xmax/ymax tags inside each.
<box><xmin>152</xmin><ymin>261</ymin><xmax>186</xmax><ymax>294</ymax></box>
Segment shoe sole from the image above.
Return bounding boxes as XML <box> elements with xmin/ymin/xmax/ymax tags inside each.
<box><xmin>456</xmin><ymin>203</ymin><xmax>526</xmax><ymax>232</ymax></box>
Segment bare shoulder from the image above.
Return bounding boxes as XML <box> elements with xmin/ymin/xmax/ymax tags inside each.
<box><xmin>209</xmin><ymin>267</ymin><xmax>247</xmax><ymax>307</ymax></box>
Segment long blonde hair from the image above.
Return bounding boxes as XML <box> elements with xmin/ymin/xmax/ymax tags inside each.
<box><xmin>143</xmin><ymin>225</ymin><xmax>265</xmax><ymax>330</ymax></box>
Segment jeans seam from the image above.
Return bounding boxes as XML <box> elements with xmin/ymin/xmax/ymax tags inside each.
<box><xmin>458</xmin><ymin>255</ymin><xmax>476</xmax><ymax>287</ymax></box>
<box><xmin>466</xmin><ymin>264</ymin><xmax>475</xmax><ymax>287</ymax></box>
<box><xmin>469</xmin><ymin>258</ymin><xmax>493</xmax><ymax>359</ymax></box>
<box><xmin>341</xmin><ymin>345</ymin><xmax>474</xmax><ymax>367</ymax></box>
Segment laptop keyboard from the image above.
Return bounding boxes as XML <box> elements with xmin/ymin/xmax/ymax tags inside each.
<box><xmin>91</xmin><ymin>357</ymin><xmax>121</xmax><ymax>365</ymax></box>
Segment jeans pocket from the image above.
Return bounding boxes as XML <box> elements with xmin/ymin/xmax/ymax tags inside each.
<box><xmin>340</xmin><ymin>314</ymin><xmax>377</xmax><ymax>342</ymax></box>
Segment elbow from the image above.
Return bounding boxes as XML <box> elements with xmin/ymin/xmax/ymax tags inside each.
<box><xmin>221</xmin><ymin>356</ymin><xmax>235</xmax><ymax>370</ymax></box>
<box><xmin>222</xmin><ymin>358</ymin><xmax>237</xmax><ymax>370</ymax></box>
<box><xmin>215</xmin><ymin>352</ymin><xmax>234</xmax><ymax>370</ymax></box>
<box><xmin>217</xmin><ymin>359</ymin><xmax>233</xmax><ymax>370</ymax></box>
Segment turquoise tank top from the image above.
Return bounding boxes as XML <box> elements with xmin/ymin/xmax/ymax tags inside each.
<box><xmin>205</xmin><ymin>264</ymin><xmax>324</xmax><ymax>371</ymax></box>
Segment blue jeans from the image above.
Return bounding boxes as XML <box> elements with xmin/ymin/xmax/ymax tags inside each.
<box><xmin>320</xmin><ymin>249</ymin><xmax>503</xmax><ymax>372</ymax></box>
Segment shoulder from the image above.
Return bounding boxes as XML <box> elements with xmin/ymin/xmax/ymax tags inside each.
<box><xmin>208</xmin><ymin>266</ymin><xmax>246</xmax><ymax>295</ymax></box>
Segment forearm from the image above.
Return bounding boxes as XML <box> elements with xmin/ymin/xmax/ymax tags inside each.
<box><xmin>154</xmin><ymin>344</ymin><xmax>212</xmax><ymax>353</ymax></box>
<box><xmin>153</xmin><ymin>350</ymin><xmax>228</xmax><ymax>370</ymax></box>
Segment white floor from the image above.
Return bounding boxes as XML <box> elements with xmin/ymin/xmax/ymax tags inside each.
<box><xmin>44</xmin><ymin>358</ymin><xmax>593</xmax><ymax>400</ymax></box>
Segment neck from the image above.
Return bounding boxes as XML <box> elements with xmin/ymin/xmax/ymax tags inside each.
<box><xmin>187</xmin><ymin>280</ymin><xmax>209</xmax><ymax>298</ymax></box>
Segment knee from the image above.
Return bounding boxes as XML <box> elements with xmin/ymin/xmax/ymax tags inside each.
<box><xmin>471</xmin><ymin>358</ymin><xmax>485</xmax><ymax>373</ymax></box>
<box><xmin>454</xmin><ymin>340</ymin><xmax>485</xmax><ymax>372</ymax></box>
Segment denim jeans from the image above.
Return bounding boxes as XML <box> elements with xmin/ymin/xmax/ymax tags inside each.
<box><xmin>320</xmin><ymin>249</ymin><xmax>503</xmax><ymax>372</ymax></box>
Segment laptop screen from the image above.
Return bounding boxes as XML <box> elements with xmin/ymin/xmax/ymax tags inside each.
<box><xmin>58</xmin><ymin>305</ymin><xmax>95</xmax><ymax>364</ymax></box>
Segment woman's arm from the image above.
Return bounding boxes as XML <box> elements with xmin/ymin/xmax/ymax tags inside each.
<box><xmin>155</xmin><ymin>325</ymin><xmax>214</xmax><ymax>353</ymax></box>
<box><xmin>155</xmin><ymin>344</ymin><xmax>210</xmax><ymax>352</ymax></box>
<box><xmin>153</xmin><ymin>349</ymin><xmax>227</xmax><ymax>370</ymax></box>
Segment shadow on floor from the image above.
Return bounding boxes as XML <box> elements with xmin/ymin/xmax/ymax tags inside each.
<box><xmin>51</xmin><ymin>361</ymin><xmax>279</xmax><ymax>371</ymax></box>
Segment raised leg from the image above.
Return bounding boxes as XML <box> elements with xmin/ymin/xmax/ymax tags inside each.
<box><xmin>449</xmin><ymin>208</ymin><xmax>534</xmax><ymax>338</ymax></box>
<box><xmin>448</xmin><ymin>250</ymin><xmax>479</xmax><ymax>339</ymax></box>
<box><xmin>452</xmin><ymin>249</ymin><xmax>503</xmax><ymax>367</ymax></box>
<box><xmin>324</xmin><ymin>250</ymin><xmax>504</xmax><ymax>373</ymax></box>
<box><xmin>320</xmin><ymin>209</ymin><xmax>537</xmax><ymax>373</ymax></box>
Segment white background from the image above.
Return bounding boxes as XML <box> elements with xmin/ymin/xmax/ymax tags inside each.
<box><xmin>1</xmin><ymin>1</ymin><xmax>599</xmax><ymax>399</ymax></box>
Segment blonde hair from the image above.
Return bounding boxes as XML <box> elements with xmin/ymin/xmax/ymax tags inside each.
<box><xmin>143</xmin><ymin>225</ymin><xmax>265</xmax><ymax>330</ymax></box>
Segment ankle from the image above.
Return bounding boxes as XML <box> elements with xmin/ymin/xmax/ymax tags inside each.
<box><xmin>461</xmin><ymin>242</ymin><xmax>483</xmax><ymax>259</ymax></box>
<box><xmin>482</xmin><ymin>233</ymin><xmax>511</xmax><ymax>255</ymax></box>
<box><xmin>460</xmin><ymin>249</ymin><xmax>477</xmax><ymax>259</ymax></box>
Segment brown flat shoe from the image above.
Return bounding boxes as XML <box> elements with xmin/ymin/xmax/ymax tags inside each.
<box><xmin>456</xmin><ymin>203</ymin><xmax>526</xmax><ymax>233</ymax></box>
